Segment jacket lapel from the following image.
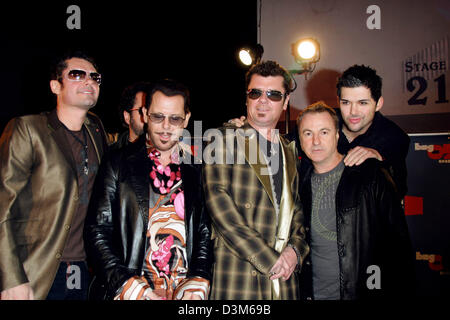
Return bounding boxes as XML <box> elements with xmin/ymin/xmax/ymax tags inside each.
<box><xmin>46</xmin><ymin>109</ymin><xmax>78</xmax><ymax>177</ymax></box>
<box><xmin>280</xmin><ymin>136</ymin><xmax>298</xmax><ymax>191</ymax></box>
<box><xmin>126</xmin><ymin>141</ymin><xmax>151</xmax><ymax>228</ymax></box>
<box><xmin>235</xmin><ymin>124</ymin><xmax>274</xmax><ymax>206</ymax></box>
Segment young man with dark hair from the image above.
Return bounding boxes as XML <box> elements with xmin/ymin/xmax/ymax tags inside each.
<box><xmin>0</xmin><ymin>50</ymin><xmax>109</xmax><ymax>300</ymax></box>
<box><xmin>335</xmin><ymin>64</ymin><xmax>410</xmax><ymax>198</ymax></box>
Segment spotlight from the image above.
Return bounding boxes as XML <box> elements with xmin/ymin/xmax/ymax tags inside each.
<box><xmin>291</xmin><ymin>38</ymin><xmax>320</xmax><ymax>74</ymax></box>
<box><xmin>238</xmin><ymin>44</ymin><xmax>264</xmax><ymax>67</ymax></box>
<box><xmin>239</xmin><ymin>49</ymin><xmax>253</xmax><ymax>66</ymax></box>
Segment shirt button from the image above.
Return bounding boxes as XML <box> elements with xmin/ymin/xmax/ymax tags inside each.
<box><xmin>56</xmin><ymin>253</ymin><xmax>62</xmax><ymax>259</ymax></box>
<box><xmin>251</xmin><ymin>270</ymin><xmax>257</xmax><ymax>276</ymax></box>
<box><xmin>244</xmin><ymin>203</ymin><xmax>251</xmax><ymax>209</ymax></box>
<box><xmin>64</xmin><ymin>225</ymin><xmax>71</xmax><ymax>231</ymax></box>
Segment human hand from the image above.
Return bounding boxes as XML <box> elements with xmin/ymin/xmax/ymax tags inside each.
<box><xmin>1</xmin><ymin>283</ymin><xmax>34</xmax><ymax>300</ymax></box>
<box><xmin>139</xmin><ymin>288</ymin><xmax>166</xmax><ymax>300</ymax></box>
<box><xmin>181</xmin><ymin>291</ymin><xmax>202</xmax><ymax>300</ymax></box>
<box><xmin>343</xmin><ymin>146</ymin><xmax>382</xmax><ymax>166</ymax></box>
<box><xmin>225</xmin><ymin>116</ymin><xmax>246</xmax><ymax>127</ymax></box>
<box><xmin>269</xmin><ymin>246</ymin><xmax>297</xmax><ymax>281</ymax></box>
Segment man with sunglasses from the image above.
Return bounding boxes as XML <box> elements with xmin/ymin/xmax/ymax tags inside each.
<box><xmin>0</xmin><ymin>51</ymin><xmax>109</xmax><ymax>300</ymax></box>
<box><xmin>112</xmin><ymin>82</ymin><xmax>152</xmax><ymax>150</ymax></box>
<box><xmin>84</xmin><ymin>79</ymin><xmax>213</xmax><ymax>300</ymax></box>
<box><xmin>203</xmin><ymin>61</ymin><xmax>308</xmax><ymax>299</ymax></box>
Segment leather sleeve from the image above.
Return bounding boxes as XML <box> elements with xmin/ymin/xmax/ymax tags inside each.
<box><xmin>374</xmin><ymin>165</ymin><xmax>415</xmax><ymax>295</ymax></box>
<box><xmin>186</xmin><ymin>173</ymin><xmax>214</xmax><ymax>281</ymax></box>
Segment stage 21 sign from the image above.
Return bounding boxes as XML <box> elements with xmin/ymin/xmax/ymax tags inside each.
<box><xmin>405</xmin><ymin>61</ymin><xmax>448</xmax><ymax>105</ymax></box>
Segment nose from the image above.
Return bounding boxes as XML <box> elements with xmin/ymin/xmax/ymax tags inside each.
<box><xmin>162</xmin><ymin>116</ymin><xmax>171</xmax><ymax>129</ymax></box>
<box><xmin>312</xmin><ymin>133</ymin><xmax>320</xmax><ymax>145</ymax></box>
<box><xmin>83</xmin><ymin>77</ymin><xmax>97</xmax><ymax>87</ymax></box>
<box><xmin>349</xmin><ymin>102</ymin><xmax>357</xmax><ymax>116</ymax></box>
<box><xmin>258</xmin><ymin>91</ymin><xmax>269</xmax><ymax>104</ymax></box>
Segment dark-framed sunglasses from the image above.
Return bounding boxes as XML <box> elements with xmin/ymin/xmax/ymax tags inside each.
<box><xmin>65</xmin><ymin>69</ymin><xmax>102</xmax><ymax>85</ymax></box>
<box><xmin>246</xmin><ymin>88</ymin><xmax>285</xmax><ymax>102</ymax></box>
<box><xmin>149</xmin><ymin>113</ymin><xmax>185</xmax><ymax>126</ymax></box>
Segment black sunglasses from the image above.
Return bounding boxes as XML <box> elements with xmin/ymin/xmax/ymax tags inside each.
<box><xmin>246</xmin><ymin>88</ymin><xmax>285</xmax><ymax>102</ymax></box>
<box><xmin>65</xmin><ymin>69</ymin><xmax>102</xmax><ymax>85</ymax></box>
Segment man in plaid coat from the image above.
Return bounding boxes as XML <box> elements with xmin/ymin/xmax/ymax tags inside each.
<box><xmin>203</xmin><ymin>61</ymin><xmax>309</xmax><ymax>300</ymax></box>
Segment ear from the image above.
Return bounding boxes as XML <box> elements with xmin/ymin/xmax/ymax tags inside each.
<box><xmin>123</xmin><ymin>111</ymin><xmax>131</xmax><ymax>125</ymax></box>
<box><xmin>142</xmin><ymin>107</ymin><xmax>148</xmax><ymax>124</ymax></box>
<box><xmin>183</xmin><ymin>112</ymin><xmax>191</xmax><ymax>128</ymax></box>
<box><xmin>375</xmin><ymin>96</ymin><xmax>384</xmax><ymax>111</ymax></box>
<box><xmin>282</xmin><ymin>95</ymin><xmax>290</xmax><ymax>111</ymax></box>
<box><xmin>50</xmin><ymin>80</ymin><xmax>61</xmax><ymax>95</ymax></box>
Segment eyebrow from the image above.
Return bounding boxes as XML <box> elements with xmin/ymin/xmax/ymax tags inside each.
<box><xmin>301</xmin><ymin>127</ymin><xmax>332</xmax><ymax>133</ymax></box>
<box><xmin>340</xmin><ymin>98</ymin><xmax>371</xmax><ymax>102</ymax></box>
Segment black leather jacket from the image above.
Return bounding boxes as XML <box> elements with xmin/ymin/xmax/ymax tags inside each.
<box><xmin>298</xmin><ymin>159</ymin><xmax>415</xmax><ymax>300</ymax></box>
<box><xmin>84</xmin><ymin>136</ymin><xmax>213</xmax><ymax>299</ymax></box>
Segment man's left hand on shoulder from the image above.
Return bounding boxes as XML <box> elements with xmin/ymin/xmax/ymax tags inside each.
<box><xmin>344</xmin><ymin>146</ymin><xmax>383</xmax><ymax>166</ymax></box>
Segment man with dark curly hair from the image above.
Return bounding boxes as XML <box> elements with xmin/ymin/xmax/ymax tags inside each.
<box><xmin>203</xmin><ymin>60</ymin><xmax>308</xmax><ymax>300</ymax></box>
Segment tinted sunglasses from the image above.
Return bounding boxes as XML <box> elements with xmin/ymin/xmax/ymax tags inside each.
<box><xmin>149</xmin><ymin>113</ymin><xmax>185</xmax><ymax>126</ymax></box>
<box><xmin>247</xmin><ymin>88</ymin><xmax>285</xmax><ymax>102</ymax></box>
<box><xmin>65</xmin><ymin>69</ymin><xmax>102</xmax><ymax>85</ymax></box>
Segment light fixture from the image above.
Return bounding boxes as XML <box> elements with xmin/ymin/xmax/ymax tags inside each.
<box><xmin>290</xmin><ymin>38</ymin><xmax>320</xmax><ymax>74</ymax></box>
<box><xmin>238</xmin><ymin>44</ymin><xmax>264</xmax><ymax>67</ymax></box>
<box><xmin>285</xmin><ymin>38</ymin><xmax>320</xmax><ymax>134</ymax></box>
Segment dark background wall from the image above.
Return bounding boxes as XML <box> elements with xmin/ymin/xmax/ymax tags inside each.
<box><xmin>0</xmin><ymin>1</ymin><xmax>257</xmax><ymax>135</ymax></box>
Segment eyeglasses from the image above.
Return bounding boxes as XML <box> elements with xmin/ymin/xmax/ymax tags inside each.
<box><xmin>65</xmin><ymin>69</ymin><xmax>102</xmax><ymax>85</ymax></box>
<box><xmin>148</xmin><ymin>113</ymin><xmax>185</xmax><ymax>126</ymax></box>
<box><xmin>129</xmin><ymin>107</ymin><xmax>142</xmax><ymax>114</ymax></box>
<box><xmin>246</xmin><ymin>88</ymin><xmax>285</xmax><ymax>102</ymax></box>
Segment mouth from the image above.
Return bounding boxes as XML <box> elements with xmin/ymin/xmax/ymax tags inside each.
<box><xmin>311</xmin><ymin>148</ymin><xmax>323</xmax><ymax>153</ymax></box>
<box><xmin>79</xmin><ymin>90</ymin><xmax>95</xmax><ymax>95</ymax></box>
<box><xmin>348</xmin><ymin>117</ymin><xmax>361</xmax><ymax>125</ymax></box>
<box><xmin>157</xmin><ymin>132</ymin><xmax>174</xmax><ymax>142</ymax></box>
<box><xmin>79</xmin><ymin>86</ymin><xmax>96</xmax><ymax>94</ymax></box>
<box><xmin>255</xmin><ymin>108</ymin><xmax>270</xmax><ymax>116</ymax></box>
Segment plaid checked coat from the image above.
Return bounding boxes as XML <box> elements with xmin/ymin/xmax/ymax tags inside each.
<box><xmin>203</xmin><ymin>123</ymin><xmax>309</xmax><ymax>300</ymax></box>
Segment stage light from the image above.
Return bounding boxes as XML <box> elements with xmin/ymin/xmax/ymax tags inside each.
<box><xmin>238</xmin><ymin>44</ymin><xmax>264</xmax><ymax>67</ymax></box>
<box><xmin>239</xmin><ymin>49</ymin><xmax>253</xmax><ymax>66</ymax></box>
<box><xmin>291</xmin><ymin>38</ymin><xmax>320</xmax><ymax>74</ymax></box>
<box><xmin>297</xmin><ymin>40</ymin><xmax>317</xmax><ymax>59</ymax></box>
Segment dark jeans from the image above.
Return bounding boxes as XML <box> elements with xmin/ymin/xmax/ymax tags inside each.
<box><xmin>46</xmin><ymin>261</ymin><xmax>90</xmax><ymax>300</ymax></box>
